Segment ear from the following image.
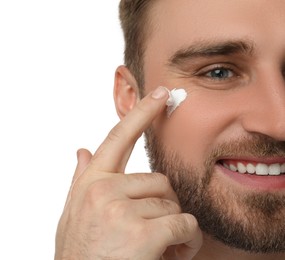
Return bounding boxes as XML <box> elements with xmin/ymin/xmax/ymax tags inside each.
<box><xmin>113</xmin><ymin>65</ymin><xmax>140</xmax><ymax>119</ymax></box>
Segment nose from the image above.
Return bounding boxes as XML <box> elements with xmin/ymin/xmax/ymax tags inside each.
<box><xmin>241</xmin><ymin>70</ymin><xmax>285</xmax><ymax>141</ymax></box>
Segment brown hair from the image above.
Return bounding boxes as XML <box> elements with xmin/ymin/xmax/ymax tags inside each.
<box><xmin>119</xmin><ymin>0</ymin><xmax>155</xmax><ymax>95</ymax></box>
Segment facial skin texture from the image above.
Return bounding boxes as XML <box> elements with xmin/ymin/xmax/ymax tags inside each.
<box><xmin>129</xmin><ymin>0</ymin><xmax>285</xmax><ymax>259</ymax></box>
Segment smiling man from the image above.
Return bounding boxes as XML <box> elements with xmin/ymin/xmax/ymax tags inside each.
<box><xmin>55</xmin><ymin>1</ymin><xmax>285</xmax><ymax>259</ymax></box>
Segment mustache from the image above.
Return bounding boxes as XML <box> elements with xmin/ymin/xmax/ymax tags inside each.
<box><xmin>206</xmin><ymin>134</ymin><xmax>285</xmax><ymax>167</ymax></box>
<box><xmin>145</xmin><ymin>127</ymin><xmax>285</xmax><ymax>174</ymax></box>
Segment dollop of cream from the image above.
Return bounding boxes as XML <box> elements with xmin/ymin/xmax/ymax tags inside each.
<box><xmin>165</xmin><ymin>88</ymin><xmax>187</xmax><ymax>117</ymax></box>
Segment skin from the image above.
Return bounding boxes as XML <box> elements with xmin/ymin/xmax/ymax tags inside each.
<box><xmin>55</xmin><ymin>88</ymin><xmax>202</xmax><ymax>260</ymax></box>
<box><xmin>55</xmin><ymin>0</ymin><xmax>285</xmax><ymax>259</ymax></box>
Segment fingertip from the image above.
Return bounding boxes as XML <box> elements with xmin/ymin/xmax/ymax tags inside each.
<box><xmin>72</xmin><ymin>148</ymin><xmax>92</xmax><ymax>183</ymax></box>
<box><xmin>77</xmin><ymin>148</ymin><xmax>92</xmax><ymax>162</ymax></box>
<box><xmin>151</xmin><ymin>86</ymin><xmax>170</xmax><ymax>100</ymax></box>
<box><xmin>76</xmin><ymin>149</ymin><xmax>81</xmax><ymax>161</ymax></box>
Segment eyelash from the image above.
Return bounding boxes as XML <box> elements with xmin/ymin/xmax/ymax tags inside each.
<box><xmin>195</xmin><ymin>64</ymin><xmax>238</xmax><ymax>81</ymax></box>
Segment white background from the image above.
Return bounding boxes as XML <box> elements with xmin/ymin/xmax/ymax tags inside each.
<box><xmin>0</xmin><ymin>1</ymin><xmax>150</xmax><ymax>259</ymax></box>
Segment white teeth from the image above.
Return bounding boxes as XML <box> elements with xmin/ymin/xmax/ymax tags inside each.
<box><xmin>222</xmin><ymin>161</ymin><xmax>285</xmax><ymax>175</ymax></box>
<box><xmin>246</xmin><ymin>163</ymin><xmax>255</xmax><ymax>174</ymax></box>
<box><xmin>229</xmin><ymin>164</ymin><xmax>237</xmax><ymax>171</ymax></box>
<box><xmin>255</xmin><ymin>163</ymin><xmax>269</xmax><ymax>175</ymax></box>
<box><xmin>269</xmin><ymin>163</ymin><xmax>281</xmax><ymax>176</ymax></box>
<box><xmin>223</xmin><ymin>163</ymin><xmax>229</xmax><ymax>170</ymax></box>
<box><xmin>281</xmin><ymin>163</ymin><xmax>285</xmax><ymax>173</ymax></box>
<box><xmin>237</xmin><ymin>162</ymin><xmax>246</xmax><ymax>174</ymax></box>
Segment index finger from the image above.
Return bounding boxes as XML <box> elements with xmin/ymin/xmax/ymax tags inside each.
<box><xmin>91</xmin><ymin>86</ymin><xmax>169</xmax><ymax>173</ymax></box>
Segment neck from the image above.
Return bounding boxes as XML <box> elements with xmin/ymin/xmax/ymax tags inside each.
<box><xmin>193</xmin><ymin>234</ymin><xmax>285</xmax><ymax>260</ymax></box>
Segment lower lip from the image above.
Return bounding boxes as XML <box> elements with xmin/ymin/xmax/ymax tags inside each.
<box><xmin>216</xmin><ymin>163</ymin><xmax>285</xmax><ymax>191</ymax></box>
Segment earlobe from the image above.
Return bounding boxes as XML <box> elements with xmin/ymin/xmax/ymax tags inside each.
<box><xmin>113</xmin><ymin>65</ymin><xmax>140</xmax><ymax>119</ymax></box>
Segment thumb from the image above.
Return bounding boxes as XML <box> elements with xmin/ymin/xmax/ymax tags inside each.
<box><xmin>175</xmin><ymin>242</ymin><xmax>202</xmax><ymax>260</ymax></box>
<box><xmin>175</xmin><ymin>219</ymin><xmax>203</xmax><ymax>260</ymax></box>
<box><xmin>161</xmin><ymin>213</ymin><xmax>203</xmax><ymax>260</ymax></box>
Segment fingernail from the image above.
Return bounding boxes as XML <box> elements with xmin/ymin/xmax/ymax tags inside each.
<box><xmin>151</xmin><ymin>86</ymin><xmax>169</xmax><ymax>99</ymax></box>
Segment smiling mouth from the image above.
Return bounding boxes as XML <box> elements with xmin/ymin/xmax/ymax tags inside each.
<box><xmin>218</xmin><ymin>159</ymin><xmax>285</xmax><ymax>176</ymax></box>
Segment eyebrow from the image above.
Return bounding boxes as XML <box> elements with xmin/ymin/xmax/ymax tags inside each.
<box><xmin>168</xmin><ymin>40</ymin><xmax>255</xmax><ymax>67</ymax></box>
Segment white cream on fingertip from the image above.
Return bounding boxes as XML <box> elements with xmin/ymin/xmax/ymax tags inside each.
<box><xmin>164</xmin><ymin>87</ymin><xmax>187</xmax><ymax>117</ymax></box>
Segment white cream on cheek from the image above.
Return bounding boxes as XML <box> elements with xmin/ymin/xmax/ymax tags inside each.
<box><xmin>165</xmin><ymin>87</ymin><xmax>187</xmax><ymax>117</ymax></box>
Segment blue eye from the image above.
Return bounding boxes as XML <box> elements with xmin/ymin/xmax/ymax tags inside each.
<box><xmin>206</xmin><ymin>68</ymin><xmax>234</xmax><ymax>80</ymax></box>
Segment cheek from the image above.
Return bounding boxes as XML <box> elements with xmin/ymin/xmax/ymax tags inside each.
<box><xmin>153</xmin><ymin>91</ymin><xmax>241</xmax><ymax>165</ymax></box>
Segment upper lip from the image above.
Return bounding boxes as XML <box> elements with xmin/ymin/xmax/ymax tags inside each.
<box><xmin>218</xmin><ymin>157</ymin><xmax>285</xmax><ymax>165</ymax></box>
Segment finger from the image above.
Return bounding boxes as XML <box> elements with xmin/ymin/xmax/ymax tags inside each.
<box><xmin>100</xmin><ymin>198</ymin><xmax>180</xmax><ymax>224</ymax></box>
<box><xmin>152</xmin><ymin>213</ymin><xmax>203</xmax><ymax>259</ymax></box>
<box><xmin>64</xmin><ymin>149</ymin><xmax>92</xmax><ymax>208</ymax></box>
<box><xmin>76</xmin><ymin>172</ymin><xmax>180</xmax><ymax>205</ymax></box>
<box><xmin>133</xmin><ymin>198</ymin><xmax>181</xmax><ymax>219</ymax></box>
<box><xmin>72</xmin><ymin>148</ymin><xmax>92</xmax><ymax>183</ymax></box>
<box><xmin>123</xmin><ymin>173</ymin><xmax>180</xmax><ymax>203</ymax></box>
<box><xmin>90</xmin><ymin>86</ymin><xmax>169</xmax><ymax>173</ymax></box>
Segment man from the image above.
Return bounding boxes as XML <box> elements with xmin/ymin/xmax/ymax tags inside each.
<box><xmin>55</xmin><ymin>0</ymin><xmax>285</xmax><ymax>259</ymax></box>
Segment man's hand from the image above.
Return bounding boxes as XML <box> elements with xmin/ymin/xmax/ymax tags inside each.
<box><xmin>55</xmin><ymin>87</ymin><xmax>203</xmax><ymax>260</ymax></box>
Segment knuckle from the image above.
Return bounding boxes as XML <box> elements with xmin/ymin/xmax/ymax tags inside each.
<box><xmin>147</xmin><ymin>198</ymin><xmax>181</xmax><ymax>214</ymax></box>
<box><xmin>103</xmin><ymin>200</ymin><xmax>129</xmax><ymax>220</ymax></box>
<box><xmin>107</xmin><ymin>128</ymin><xmax>120</xmax><ymax>143</ymax></box>
<box><xmin>147</xmin><ymin>198</ymin><xmax>169</xmax><ymax>212</ymax></box>
<box><xmin>106</xmin><ymin>124</ymin><xmax>125</xmax><ymax>143</ymax></box>
<box><xmin>128</xmin><ymin>172</ymin><xmax>170</xmax><ymax>186</ymax></box>
<box><xmin>184</xmin><ymin>213</ymin><xmax>200</xmax><ymax>232</ymax></box>
<box><xmin>151</xmin><ymin>173</ymin><xmax>177</xmax><ymax>196</ymax></box>
<box><xmin>148</xmin><ymin>197</ymin><xmax>166</xmax><ymax>208</ymax></box>
<box><xmin>102</xmin><ymin>202</ymin><xmax>149</xmax><ymax>242</ymax></box>
<box><xmin>168</xmin><ymin>214</ymin><xmax>196</xmax><ymax>239</ymax></box>
<box><xmin>151</xmin><ymin>172</ymin><xmax>171</xmax><ymax>187</ymax></box>
<box><xmin>128</xmin><ymin>172</ymin><xmax>151</xmax><ymax>183</ymax></box>
<box><xmin>170</xmin><ymin>202</ymin><xmax>182</xmax><ymax>214</ymax></box>
<box><xmin>85</xmin><ymin>179</ymin><xmax>114</xmax><ymax>206</ymax></box>
<box><xmin>132</xmin><ymin>220</ymin><xmax>152</xmax><ymax>240</ymax></box>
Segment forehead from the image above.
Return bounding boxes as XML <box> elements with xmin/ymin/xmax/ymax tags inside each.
<box><xmin>141</xmin><ymin>0</ymin><xmax>285</xmax><ymax>87</ymax></box>
<box><xmin>145</xmin><ymin>0</ymin><xmax>285</xmax><ymax>61</ymax></box>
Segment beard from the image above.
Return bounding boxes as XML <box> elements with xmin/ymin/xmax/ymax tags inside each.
<box><xmin>144</xmin><ymin>128</ymin><xmax>285</xmax><ymax>253</ymax></box>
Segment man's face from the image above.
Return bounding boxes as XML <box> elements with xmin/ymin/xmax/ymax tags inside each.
<box><xmin>143</xmin><ymin>0</ymin><xmax>285</xmax><ymax>253</ymax></box>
